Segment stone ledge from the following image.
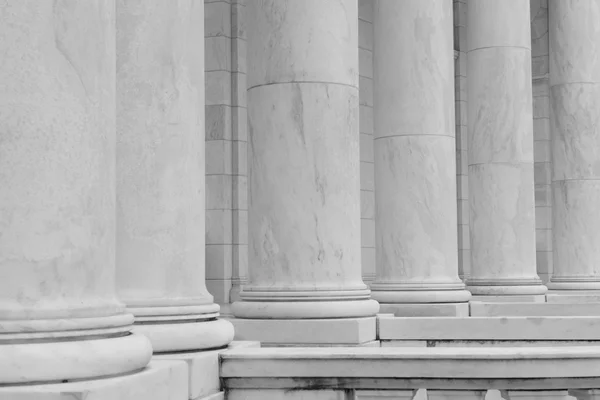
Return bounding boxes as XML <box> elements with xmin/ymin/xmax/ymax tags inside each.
<box><xmin>546</xmin><ymin>292</ymin><xmax>600</xmax><ymax>303</ymax></box>
<box><xmin>220</xmin><ymin>346</ymin><xmax>600</xmax><ymax>390</ymax></box>
<box><xmin>379</xmin><ymin>302</ymin><xmax>469</xmax><ymax>317</ymax></box>
<box><xmin>228</xmin><ymin>316</ymin><xmax>376</xmax><ymax>345</ymax></box>
<box><xmin>0</xmin><ymin>360</ymin><xmax>187</xmax><ymax>400</ymax></box>
<box><xmin>470</xmin><ymin>295</ymin><xmax>546</xmax><ymax>303</ymax></box>
<box><xmin>155</xmin><ymin>341</ymin><xmax>260</xmax><ymax>400</ymax></box>
<box><xmin>378</xmin><ymin>315</ymin><xmax>600</xmax><ymax>341</ymax></box>
<box><xmin>470</xmin><ymin>301</ymin><xmax>600</xmax><ymax>317</ymax></box>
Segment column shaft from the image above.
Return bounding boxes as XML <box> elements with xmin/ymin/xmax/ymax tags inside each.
<box><xmin>116</xmin><ymin>0</ymin><xmax>233</xmax><ymax>352</ymax></box>
<box><xmin>370</xmin><ymin>0</ymin><xmax>470</xmax><ymax>304</ymax></box>
<box><xmin>232</xmin><ymin>0</ymin><xmax>379</xmax><ymax>319</ymax></box>
<box><xmin>0</xmin><ymin>0</ymin><xmax>151</xmax><ymax>383</ymax></box>
<box><xmin>549</xmin><ymin>0</ymin><xmax>600</xmax><ymax>291</ymax></box>
<box><xmin>466</xmin><ymin>0</ymin><xmax>546</xmax><ymax>296</ymax></box>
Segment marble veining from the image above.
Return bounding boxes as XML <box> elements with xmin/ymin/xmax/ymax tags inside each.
<box><xmin>371</xmin><ymin>0</ymin><xmax>467</xmax><ymax>304</ymax></box>
<box><xmin>549</xmin><ymin>0</ymin><xmax>600</xmax><ymax>289</ymax></box>
<box><xmin>466</xmin><ymin>0</ymin><xmax>545</xmax><ymax>295</ymax></box>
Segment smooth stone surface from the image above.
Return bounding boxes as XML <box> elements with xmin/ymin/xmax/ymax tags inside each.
<box><xmin>199</xmin><ymin>393</ymin><xmax>225</xmax><ymax>400</ymax></box>
<box><xmin>220</xmin><ymin>346</ymin><xmax>600</xmax><ymax>380</ymax></box>
<box><xmin>243</xmin><ymin>82</ymin><xmax>364</xmax><ymax>298</ymax></box>
<box><xmin>428</xmin><ymin>391</ymin><xmax>486</xmax><ymax>400</ymax></box>
<box><xmin>469</xmin><ymin>295</ymin><xmax>546</xmax><ymax>303</ymax></box>
<box><xmin>228</xmin><ymin>316</ymin><xmax>376</xmax><ymax>345</ymax></box>
<box><xmin>0</xmin><ymin>333</ymin><xmax>152</xmax><ymax>385</ymax></box>
<box><xmin>371</xmin><ymin>0</ymin><xmax>468</xmax><ymax>304</ymax></box>
<box><xmin>246</xmin><ymin>0</ymin><xmax>357</xmax><ymax>88</ymax></box>
<box><xmin>378</xmin><ymin>303</ymin><xmax>469</xmax><ymax>317</ymax></box>
<box><xmin>232</xmin><ymin>299</ymin><xmax>379</xmax><ymax>319</ymax></box>
<box><xmin>356</xmin><ymin>390</ymin><xmax>416</xmax><ymax>400</ymax></box>
<box><xmin>502</xmin><ymin>391</ymin><xmax>570</xmax><ymax>400</ymax></box>
<box><xmin>238</xmin><ymin>0</ymin><xmax>376</xmax><ymax>320</ymax></box>
<box><xmin>116</xmin><ymin>0</ymin><xmax>231</xmax><ymax>351</ymax></box>
<box><xmin>466</xmin><ymin>0</ymin><xmax>545</xmax><ymax>296</ymax></box>
<box><xmin>378</xmin><ymin>316</ymin><xmax>600</xmax><ymax>341</ymax></box>
<box><xmin>0</xmin><ymin>0</ymin><xmax>150</xmax><ymax>383</ymax></box>
<box><xmin>549</xmin><ymin>0</ymin><xmax>600</xmax><ymax>291</ymax></box>
<box><xmin>469</xmin><ymin>301</ymin><xmax>600</xmax><ymax>317</ymax></box>
<box><xmin>0</xmin><ymin>360</ymin><xmax>187</xmax><ymax>400</ymax></box>
<box><xmin>0</xmin><ymin>0</ymin><xmax>123</xmax><ymax>324</ymax></box>
<box><xmin>547</xmin><ymin>292</ymin><xmax>600</xmax><ymax>303</ymax></box>
<box><xmin>134</xmin><ymin>318</ymin><xmax>234</xmax><ymax>353</ymax></box>
<box><xmin>155</xmin><ymin>341</ymin><xmax>259</xmax><ymax>400</ymax></box>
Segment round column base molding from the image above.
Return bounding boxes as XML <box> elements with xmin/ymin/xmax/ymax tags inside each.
<box><xmin>370</xmin><ymin>288</ymin><xmax>472</xmax><ymax>304</ymax></box>
<box><xmin>467</xmin><ymin>279</ymin><xmax>548</xmax><ymax>296</ymax></box>
<box><xmin>0</xmin><ymin>332</ymin><xmax>152</xmax><ymax>385</ymax></box>
<box><xmin>231</xmin><ymin>299</ymin><xmax>380</xmax><ymax>319</ymax></box>
<box><xmin>133</xmin><ymin>318</ymin><xmax>234</xmax><ymax>353</ymax></box>
<box><xmin>127</xmin><ymin>303</ymin><xmax>220</xmax><ymax>318</ymax></box>
<box><xmin>547</xmin><ymin>278</ymin><xmax>600</xmax><ymax>291</ymax></box>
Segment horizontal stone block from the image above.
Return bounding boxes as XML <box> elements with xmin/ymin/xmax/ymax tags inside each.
<box><xmin>547</xmin><ymin>292</ymin><xmax>600</xmax><ymax>303</ymax></box>
<box><xmin>378</xmin><ymin>315</ymin><xmax>600</xmax><ymax>341</ymax></box>
<box><xmin>469</xmin><ymin>301</ymin><xmax>600</xmax><ymax>317</ymax></box>
<box><xmin>379</xmin><ymin>303</ymin><xmax>469</xmax><ymax>317</ymax></box>
<box><xmin>469</xmin><ymin>295</ymin><xmax>545</xmax><ymax>303</ymax></box>
<box><xmin>229</xmin><ymin>317</ymin><xmax>377</xmax><ymax>345</ymax></box>
<box><xmin>220</xmin><ymin>345</ymin><xmax>600</xmax><ymax>390</ymax></box>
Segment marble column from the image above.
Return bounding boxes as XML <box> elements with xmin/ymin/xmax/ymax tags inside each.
<box><xmin>232</xmin><ymin>0</ymin><xmax>379</xmax><ymax>319</ymax></box>
<box><xmin>116</xmin><ymin>0</ymin><xmax>233</xmax><ymax>352</ymax></box>
<box><xmin>369</xmin><ymin>0</ymin><xmax>471</xmax><ymax>306</ymax></box>
<box><xmin>548</xmin><ymin>0</ymin><xmax>600</xmax><ymax>292</ymax></box>
<box><xmin>466</xmin><ymin>0</ymin><xmax>547</xmax><ymax>297</ymax></box>
<box><xmin>0</xmin><ymin>0</ymin><xmax>152</xmax><ymax>384</ymax></box>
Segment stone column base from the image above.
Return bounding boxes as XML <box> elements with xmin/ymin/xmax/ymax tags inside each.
<box><xmin>469</xmin><ymin>301</ymin><xmax>600</xmax><ymax>317</ymax></box>
<box><xmin>470</xmin><ymin>294</ymin><xmax>546</xmax><ymax>303</ymax></box>
<box><xmin>0</xmin><ymin>360</ymin><xmax>187</xmax><ymax>400</ymax></box>
<box><xmin>546</xmin><ymin>290</ymin><xmax>600</xmax><ymax>303</ymax></box>
<box><xmin>227</xmin><ymin>317</ymin><xmax>377</xmax><ymax>346</ymax></box>
<box><xmin>378</xmin><ymin>302</ymin><xmax>469</xmax><ymax>317</ymax></box>
<box><xmin>0</xmin><ymin>332</ymin><xmax>152</xmax><ymax>384</ymax></box>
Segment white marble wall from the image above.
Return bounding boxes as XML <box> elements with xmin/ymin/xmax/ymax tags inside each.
<box><xmin>359</xmin><ymin>0</ymin><xmax>376</xmax><ymax>285</ymax></box>
<box><xmin>204</xmin><ymin>0</ymin><xmax>248</xmax><ymax>305</ymax></box>
<box><xmin>531</xmin><ymin>0</ymin><xmax>553</xmax><ymax>284</ymax></box>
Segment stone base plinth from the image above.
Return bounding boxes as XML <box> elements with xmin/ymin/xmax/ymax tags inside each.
<box><xmin>470</xmin><ymin>295</ymin><xmax>546</xmax><ymax>303</ymax></box>
<box><xmin>470</xmin><ymin>301</ymin><xmax>600</xmax><ymax>317</ymax></box>
<box><xmin>546</xmin><ymin>291</ymin><xmax>600</xmax><ymax>303</ymax></box>
<box><xmin>0</xmin><ymin>360</ymin><xmax>187</xmax><ymax>400</ymax></box>
<box><xmin>379</xmin><ymin>303</ymin><xmax>469</xmax><ymax>317</ymax></box>
<box><xmin>155</xmin><ymin>341</ymin><xmax>260</xmax><ymax>400</ymax></box>
<box><xmin>228</xmin><ymin>317</ymin><xmax>376</xmax><ymax>345</ymax></box>
<box><xmin>378</xmin><ymin>315</ymin><xmax>600</xmax><ymax>341</ymax></box>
